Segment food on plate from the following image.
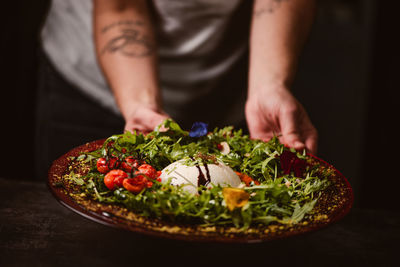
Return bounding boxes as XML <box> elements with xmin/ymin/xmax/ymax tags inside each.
<box><xmin>54</xmin><ymin>119</ymin><xmax>352</xmax><ymax>238</ymax></box>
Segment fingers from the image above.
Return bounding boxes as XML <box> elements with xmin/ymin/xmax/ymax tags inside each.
<box><xmin>246</xmin><ymin>91</ymin><xmax>318</xmax><ymax>154</ymax></box>
<box><xmin>246</xmin><ymin>114</ymin><xmax>276</xmax><ymax>141</ymax></box>
<box><xmin>246</xmin><ymin>100</ymin><xmax>276</xmax><ymax>141</ymax></box>
<box><xmin>279</xmin><ymin>105</ymin><xmax>306</xmax><ymax>149</ymax></box>
<box><xmin>304</xmin><ymin>129</ymin><xmax>318</xmax><ymax>155</ymax></box>
<box><xmin>281</xmin><ymin>133</ymin><xmax>306</xmax><ymax>151</ymax></box>
<box><xmin>124</xmin><ymin>107</ymin><xmax>170</xmax><ymax>134</ymax></box>
<box><xmin>146</xmin><ymin>111</ymin><xmax>169</xmax><ymax>130</ymax></box>
<box><xmin>280</xmin><ymin>107</ymin><xmax>318</xmax><ymax>154</ymax></box>
<box><xmin>247</xmin><ymin>120</ymin><xmax>275</xmax><ymax>141</ymax></box>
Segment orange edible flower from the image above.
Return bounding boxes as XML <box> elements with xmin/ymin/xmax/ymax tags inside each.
<box><xmin>222</xmin><ymin>188</ymin><xmax>250</xmax><ymax>211</ymax></box>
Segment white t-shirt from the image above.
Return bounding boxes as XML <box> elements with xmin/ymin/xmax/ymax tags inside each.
<box><xmin>41</xmin><ymin>0</ymin><xmax>250</xmax><ymax>126</ymax></box>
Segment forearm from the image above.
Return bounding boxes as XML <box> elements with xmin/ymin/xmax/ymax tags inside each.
<box><xmin>94</xmin><ymin>0</ymin><xmax>161</xmax><ymax>119</ymax></box>
<box><xmin>248</xmin><ymin>0</ymin><xmax>316</xmax><ymax>94</ymax></box>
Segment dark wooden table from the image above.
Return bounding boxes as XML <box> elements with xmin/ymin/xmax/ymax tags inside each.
<box><xmin>1</xmin><ymin>177</ymin><xmax>399</xmax><ymax>267</ymax></box>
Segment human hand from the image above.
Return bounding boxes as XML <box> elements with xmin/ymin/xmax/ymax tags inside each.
<box><xmin>245</xmin><ymin>88</ymin><xmax>318</xmax><ymax>154</ymax></box>
<box><xmin>124</xmin><ymin>104</ymin><xmax>169</xmax><ymax>134</ymax></box>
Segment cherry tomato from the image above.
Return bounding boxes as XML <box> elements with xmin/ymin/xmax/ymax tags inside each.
<box><xmin>104</xmin><ymin>169</ymin><xmax>128</xmax><ymax>190</ymax></box>
<box><xmin>123</xmin><ymin>175</ymin><xmax>148</xmax><ymax>194</ymax></box>
<box><xmin>97</xmin><ymin>157</ymin><xmax>121</xmax><ymax>173</ymax></box>
<box><xmin>96</xmin><ymin>158</ymin><xmax>109</xmax><ymax>174</ymax></box>
<box><xmin>107</xmin><ymin>157</ymin><xmax>120</xmax><ymax>170</ymax></box>
<box><xmin>121</xmin><ymin>156</ymin><xmax>139</xmax><ymax>173</ymax></box>
<box><xmin>104</xmin><ymin>174</ymin><xmax>114</xmax><ymax>190</ymax></box>
<box><xmin>137</xmin><ymin>164</ymin><xmax>157</xmax><ymax>179</ymax></box>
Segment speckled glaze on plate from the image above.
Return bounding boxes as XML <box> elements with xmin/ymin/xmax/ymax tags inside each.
<box><xmin>48</xmin><ymin>139</ymin><xmax>353</xmax><ymax>243</ymax></box>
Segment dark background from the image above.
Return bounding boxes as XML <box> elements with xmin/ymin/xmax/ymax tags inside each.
<box><xmin>1</xmin><ymin>0</ymin><xmax>399</xmax><ymax>211</ymax></box>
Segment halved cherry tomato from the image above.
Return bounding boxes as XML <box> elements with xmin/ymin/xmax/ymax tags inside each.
<box><xmin>235</xmin><ymin>171</ymin><xmax>260</xmax><ymax>186</ymax></box>
<box><xmin>121</xmin><ymin>156</ymin><xmax>139</xmax><ymax>173</ymax></box>
<box><xmin>104</xmin><ymin>169</ymin><xmax>128</xmax><ymax>190</ymax></box>
<box><xmin>96</xmin><ymin>158</ymin><xmax>109</xmax><ymax>174</ymax></box>
<box><xmin>136</xmin><ymin>164</ymin><xmax>157</xmax><ymax>179</ymax></box>
<box><xmin>123</xmin><ymin>175</ymin><xmax>148</xmax><ymax>194</ymax></box>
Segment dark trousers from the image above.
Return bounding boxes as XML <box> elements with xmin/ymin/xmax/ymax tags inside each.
<box><xmin>34</xmin><ymin>50</ymin><xmax>124</xmax><ymax>180</ymax></box>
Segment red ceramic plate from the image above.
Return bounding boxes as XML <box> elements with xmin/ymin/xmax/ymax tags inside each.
<box><xmin>48</xmin><ymin>139</ymin><xmax>353</xmax><ymax>243</ymax></box>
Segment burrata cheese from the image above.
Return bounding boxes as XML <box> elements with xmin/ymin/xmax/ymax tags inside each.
<box><xmin>160</xmin><ymin>158</ymin><xmax>241</xmax><ymax>194</ymax></box>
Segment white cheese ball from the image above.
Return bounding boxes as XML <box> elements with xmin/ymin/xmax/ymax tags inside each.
<box><xmin>160</xmin><ymin>159</ymin><xmax>241</xmax><ymax>194</ymax></box>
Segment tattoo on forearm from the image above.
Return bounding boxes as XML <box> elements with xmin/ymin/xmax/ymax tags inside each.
<box><xmin>253</xmin><ymin>0</ymin><xmax>289</xmax><ymax>17</ymax></box>
<box><xmin>101</xmin><ymin>20</ymin><xmax>144</xmax><ymax>34</ymax></box>
<box><xmin>101</xmin><ymin>20</ymin><xmax>154</xmax><ymax>58</ymax></box>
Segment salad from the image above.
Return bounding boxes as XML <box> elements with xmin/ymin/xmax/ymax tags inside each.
<box><xmin>62</xmin><ymin>119</ymin><xmax>333</xmax><ymax>231</ymax></box>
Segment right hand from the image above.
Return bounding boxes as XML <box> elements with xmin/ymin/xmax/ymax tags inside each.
<box><xmin>124</xmin><ymin>104</ymin><xmax>169</xmax><ymax>134</ymax></box>
<box><xmin>245</xmin><ymin>87</ymin><xmax>318</xmax><ymax>154</ymax></box>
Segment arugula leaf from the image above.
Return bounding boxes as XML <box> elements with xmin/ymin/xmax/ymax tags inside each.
<box><xmin>281</xmin><ymin>199</ymin><xmax>317</xmax><ymax>224</ymax></box>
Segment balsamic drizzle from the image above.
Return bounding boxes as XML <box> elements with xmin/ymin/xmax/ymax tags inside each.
<box><xmin>195</xmin><ymin>165</ymin><xmax>208</xmax><ymax>187</ymax></box>
<box><xmin>204</xmin><ymin>163</ymin><xmax>211</xmax><ymax>185</ymax></box>
<box><xmin>191</xmin><ymin>156</ymin><xmax>211</xmax><ymax>188</ymax></box>
<box><xmin>196</xmin><ymin>163</ymin><xmax>211</xmax><ymax>187</ymax></box>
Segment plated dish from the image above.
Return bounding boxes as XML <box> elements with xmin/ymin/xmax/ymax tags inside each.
<box><xmin>48</xmin><ymin>120</ymin><xmax>353</xmax><ymax>243</ymax></box>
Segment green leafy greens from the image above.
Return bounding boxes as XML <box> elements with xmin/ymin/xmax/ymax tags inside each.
<box><xmin>68</xmin><ymin>119</ymin><xmax>330</xmax><ymax>229</ymax></box>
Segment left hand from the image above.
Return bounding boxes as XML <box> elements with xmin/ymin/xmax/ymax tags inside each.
<box><xmin>245</xmin><ymin>87</ymin><xmax>318</xmax><ymax>154</ymax></box>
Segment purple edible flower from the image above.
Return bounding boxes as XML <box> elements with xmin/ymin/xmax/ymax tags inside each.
<box><xmin>189</xmin><ymin>122</ymin><xmax>208</xmax><ymax>138</ymax></box>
